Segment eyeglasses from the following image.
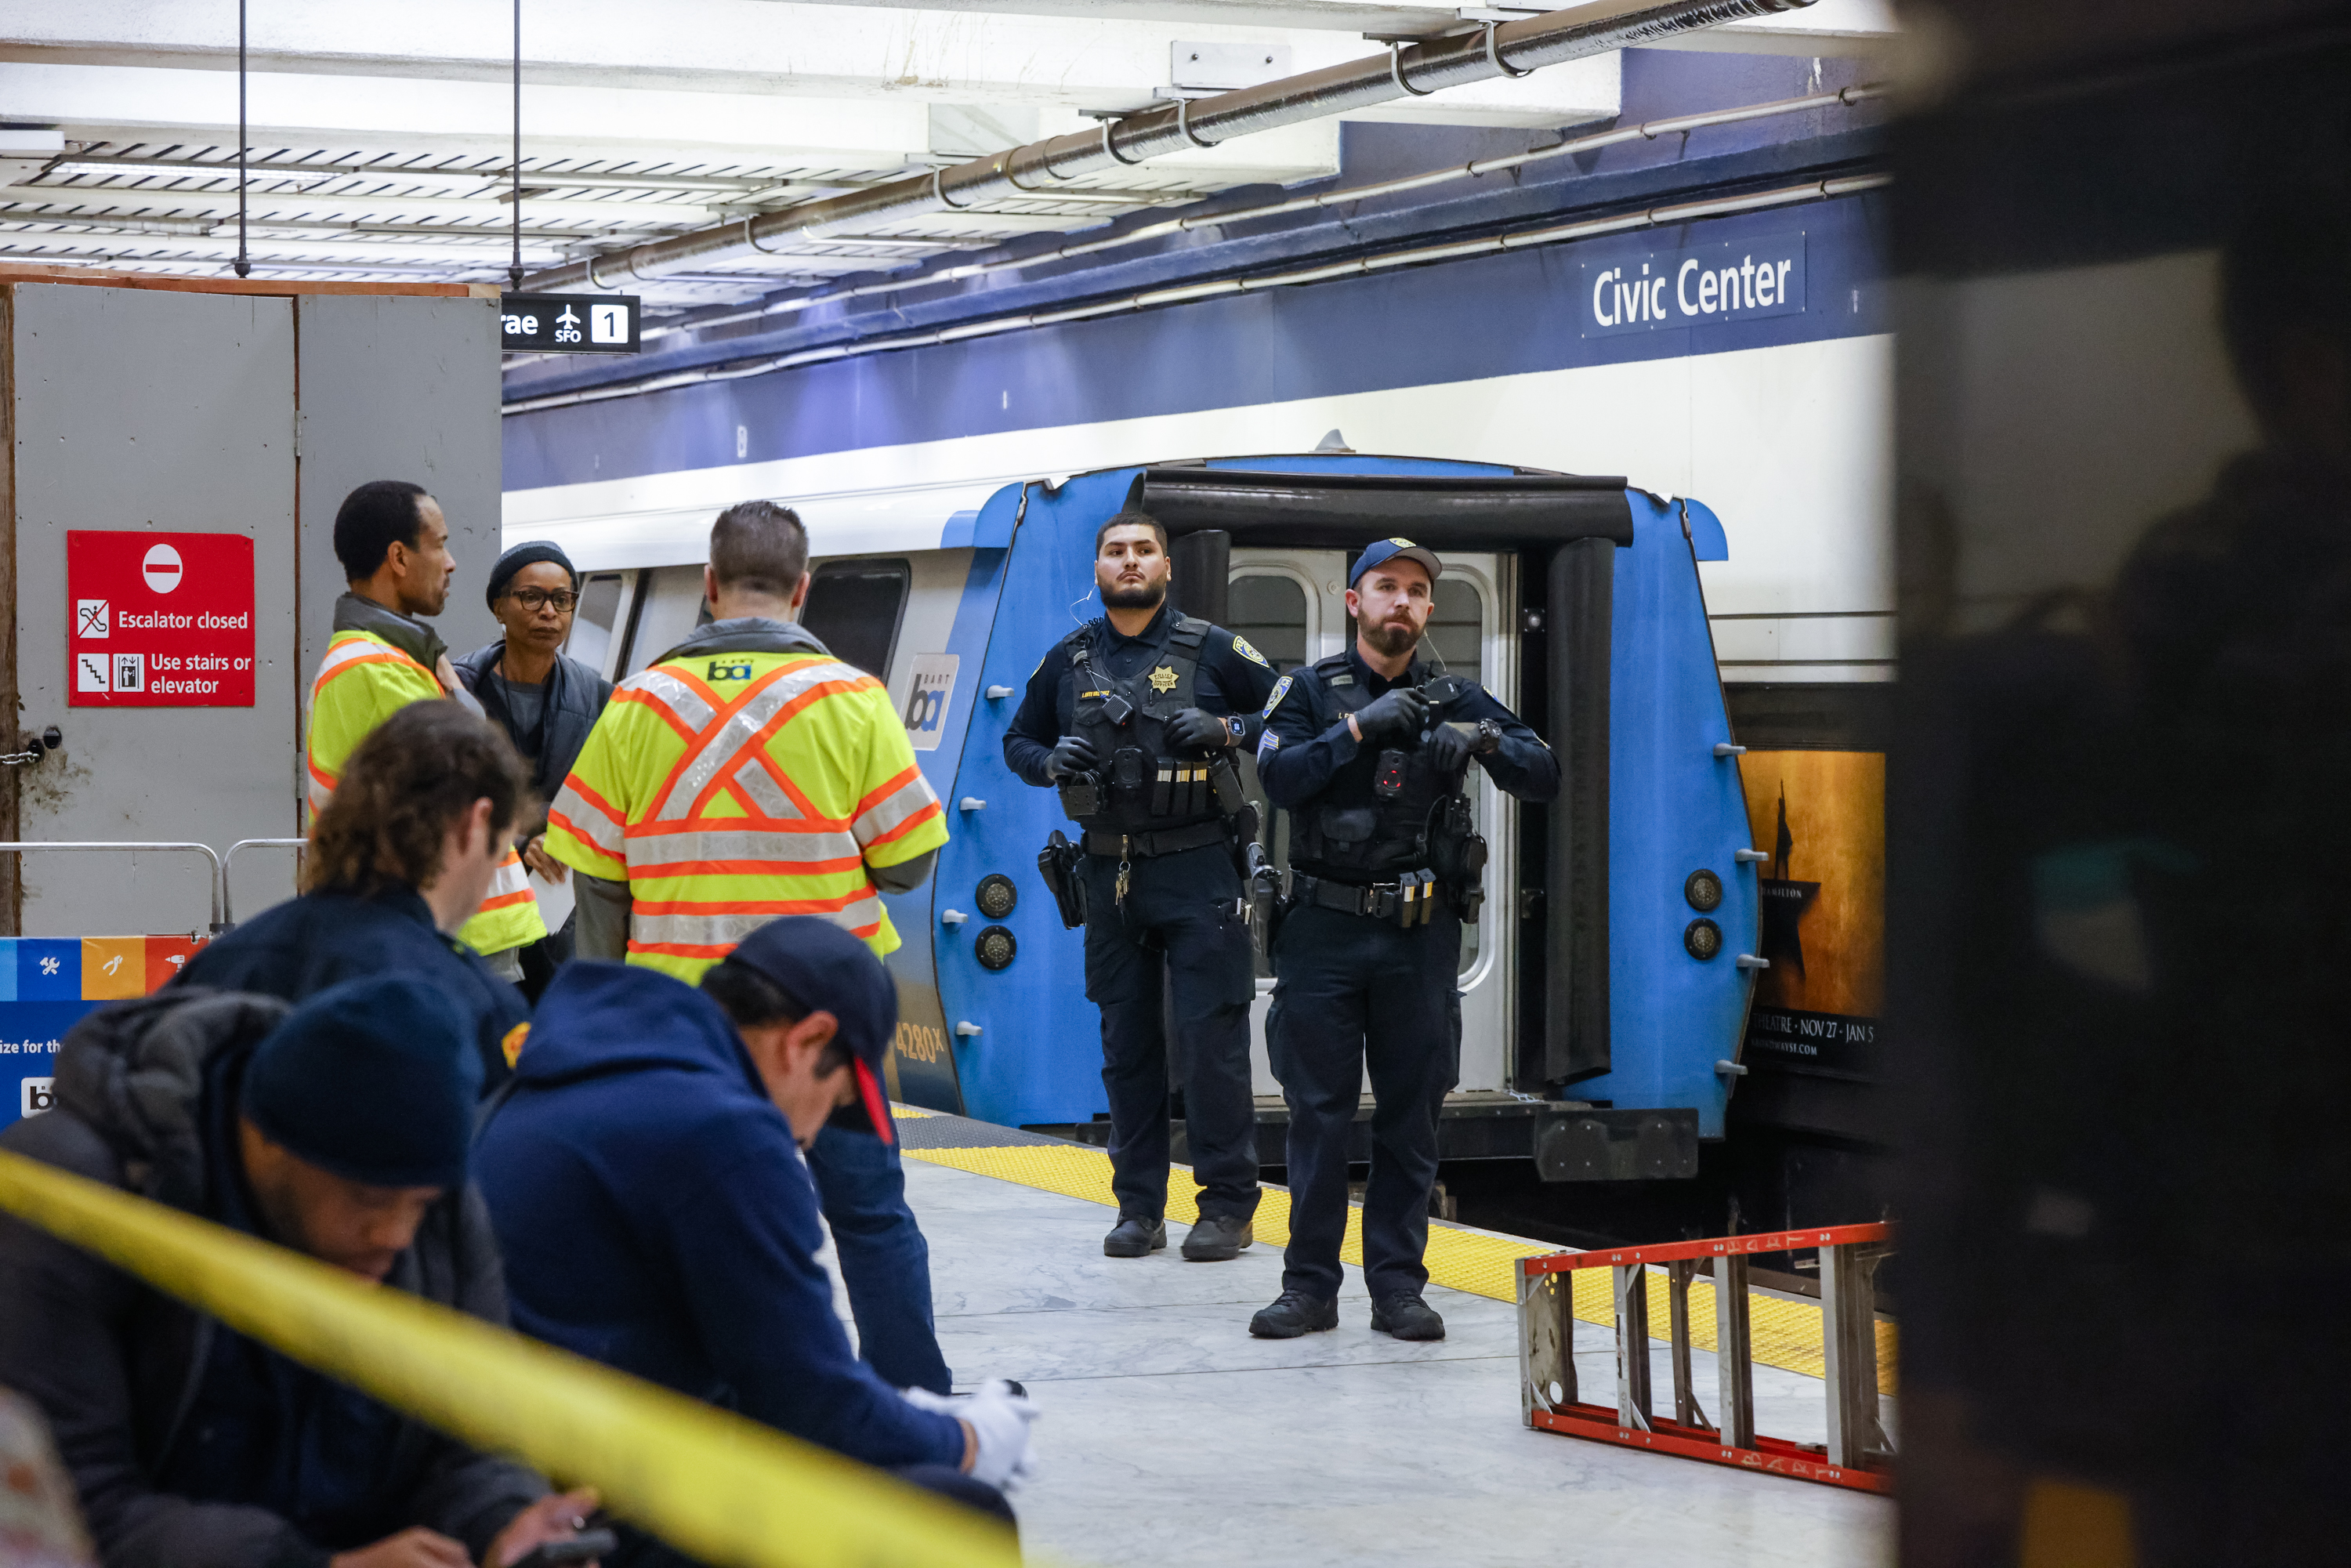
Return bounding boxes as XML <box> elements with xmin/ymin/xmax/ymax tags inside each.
<box><xmin>507</xmin><ymin>588</ymin><xmax>578</xmax><ymax>613</ymax></box>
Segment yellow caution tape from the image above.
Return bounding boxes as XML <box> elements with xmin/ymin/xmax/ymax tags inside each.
<box><xmin>0</xmin><ymin>1150</ymin><xmax>1025</xmax><ymax>1568</ymax></box>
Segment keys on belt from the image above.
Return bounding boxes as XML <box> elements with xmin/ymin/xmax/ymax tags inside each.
<box><xmin>1293</xmin><ymin>871</ymin><xmax>1440</xmax><ymax>929</ymax></box>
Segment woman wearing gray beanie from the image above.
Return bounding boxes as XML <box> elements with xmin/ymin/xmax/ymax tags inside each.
<box><xmin>453</xmin><ymin>541</ymin><xmax>614</xmax><ymax>998</ymax></box>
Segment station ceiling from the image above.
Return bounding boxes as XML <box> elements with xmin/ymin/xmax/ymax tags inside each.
<box><xmin>0</xmin><ymin>0</ymin><xmax>1893</xmax><ymax>313</ymax></box>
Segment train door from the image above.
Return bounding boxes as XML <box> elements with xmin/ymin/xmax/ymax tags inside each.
<box><xmin>1226</xmin><ymin>549</ymin><xmax>1520</xmax><ymax>1097</ymax></box>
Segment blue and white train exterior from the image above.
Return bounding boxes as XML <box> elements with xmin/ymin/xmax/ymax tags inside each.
<box><xmin>501</xmin><ymin>179</ymin><xmax>1892</xmax><ymax>1164</ymax></box>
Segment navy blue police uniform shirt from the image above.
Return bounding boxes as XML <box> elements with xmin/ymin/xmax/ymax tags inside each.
<box><xmin>1004</xmin><ymin>601</ymin><xmax>1282</xmax><ymax>786</ymax></box>
<box><xmin>1256</xmin><ymin>646</ymin><xmax>1559</xmax><ymax>848</ymax></box>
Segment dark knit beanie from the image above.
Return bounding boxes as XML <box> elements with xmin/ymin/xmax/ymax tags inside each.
<box><xmin>486</xmin><ymin>541</ymin><xmax>578</xmax><ymax>611</ymax></box>
<box><xmin>240</xmin><ymin>975</ymin><xmax>483</xmax><ymax>1189</ymax></box>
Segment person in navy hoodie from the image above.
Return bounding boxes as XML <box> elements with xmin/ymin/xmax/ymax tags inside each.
<box><xmin>473</xmin><ymin>917</ymin><xmax>1035</xmax><ymax>1559</ymax></box>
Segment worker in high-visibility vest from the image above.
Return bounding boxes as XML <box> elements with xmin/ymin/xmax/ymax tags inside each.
<box><xmin>545</xmin><ymin>500</ymin><xmax>947</xmax><ymax>976</ymax></box>
<box><xmin>545</xmin><ymin>498</ymin><xmax>955</xmax><ymax>1392</ymax></box>
<box><xmin>309</xmin><ymin>480</ymin><xmax>547</xmax><ymax>974</ymax></box>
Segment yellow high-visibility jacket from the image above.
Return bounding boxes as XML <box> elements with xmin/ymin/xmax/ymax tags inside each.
<box><xmin>544</xmin><ymin>639</ymin><xmax>947</xmax><ymax>983</ymax></box>
<box><xmin>307</xmin><ymin>628</ymin><xmax>548</xmax><ymax>956</ymax></box>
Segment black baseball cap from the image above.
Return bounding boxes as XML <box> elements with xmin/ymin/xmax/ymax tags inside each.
<box><xmin>725</xmin><ymin>916</ymin><xmax>899</xmax><ymax>1145</ymax></box>
<box><xmin>1349</xmin><ymin>538</ymin><xmax>1443</xmax><ymax>588</ymax></box>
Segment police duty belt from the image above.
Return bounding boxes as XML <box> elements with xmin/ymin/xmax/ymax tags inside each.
<box><xmin>1291</xmin><ymin>870</ymin><xmax>1445</xmax><ymax>928</ymax></box>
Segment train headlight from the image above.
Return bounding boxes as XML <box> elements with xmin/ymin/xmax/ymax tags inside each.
<box><xmin>976</xmin><ymin>874</ymin><xmax>1018</xmax><ymax>919</ymax></box>
<box><xmin>975</xmin><ymin>924</ymin><xmax>1018</xmax><ymax>972</ymax></box>
<box><xmin>1683</xmin><ymin>918</ymin><xmax>1722</xmax><ymax>961</ymax></box>
<box><xmin>1684</xmin><ymin>868</ymin><xmax>1723</xmax><ymax>911</ymax></box>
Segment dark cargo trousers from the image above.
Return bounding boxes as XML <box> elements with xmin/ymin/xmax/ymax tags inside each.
<box><xmin>1267</xmin><ymin>901</ymin><xmax>1462</xmax><ymax>1301</ymax></box>
<box><xmin>1076</xmin><ymin>843</ymin><xmax>1262</xmax><ymax>1224</ymax></box>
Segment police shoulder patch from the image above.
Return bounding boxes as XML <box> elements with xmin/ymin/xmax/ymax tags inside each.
<box><xmin>501</xmin><ymin>1022</ymin><xmax>531</xmax><ymax>1070</ymax></box>
<box><xmin>1261</xmin><ymin>673</ymin><xmax>1293</xmax><ymax>718</ymax></box>
<box><xmin>1231</xmin><ymin>633</ymin><xmax>1270</xmax><ymax>668</ymax></box>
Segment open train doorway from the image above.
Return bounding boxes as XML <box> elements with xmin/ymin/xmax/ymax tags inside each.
<box><xmin>1226</xmin><ymin>547</ymin><xmax>1522</xmax><ymax>1103</ymax></box>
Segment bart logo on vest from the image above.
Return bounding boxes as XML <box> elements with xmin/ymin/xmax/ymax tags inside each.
<box><xmin>706</xmin><ymin>660</ymin><xmax>754</xmax><ymax>682</ymax></box>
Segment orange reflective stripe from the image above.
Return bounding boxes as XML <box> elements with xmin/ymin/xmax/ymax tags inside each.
<box><xmin>623</xmin><ymin>816</ymin><xmax>851</xmax><ymax>838</ymax></box>
<box><xmin>862</xmin><ymin>799</ymin><xmax>944</xmax><ymax>851</ymax></box>
<box><xmin>476</xmin><ymin>888</ymin><xmax>538</xmax><ymax>913</ymax></box>
<box><xmin>625</xmin><ymin>940</ymin><xmax>743</xmax><ymax>958</ymax></box>
<box><xmin>627</xmin><ymin>854</ymin><xmax>868</xmax><ymax>879</ymax></box>
<box><xmin>611</xmin><ymin>684</ymin><xmax>704</xmax><ymax>744</ymax></box>
<box><xmin>632</xmin><ymin>892</ymin><xmax>873</xmax><ymax>916</ymax></box>
<box><xmin>316</xmin><ymin>648</ymin><xmax>431</xmax><ymax>691</ymax></box>
<box><xmin>562</xmin><ymin>773</ymin><xmax>628</xmax><ymax>829</ymax></box>
<box><xmin>854</xmin><ymin>764</ymin><xmax>923</xmax><ymax>817</ymax></box>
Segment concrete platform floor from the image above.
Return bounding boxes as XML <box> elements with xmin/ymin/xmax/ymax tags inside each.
<box><xmin>893</xmin><ymin>1156</ymin><xmax>1894</xmax><ymax>1568</ymax></box>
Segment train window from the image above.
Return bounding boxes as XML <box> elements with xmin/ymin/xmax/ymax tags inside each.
<box><xmin>1227</xmin><ymin>575</ymin><xmax>1311</xmax><ymax>672</ymax></box>
<box><xmin>618</xmin><ymin>567</ymin><xmax>708</xmax><ymax>678</ymax></box>
<box><xmin>1422</xmin><ymin>578</ymin><xmax>1482</xmax><ymax>675</ymax></box>
<box><xmin>564</xmin><ymin>573</ymin><xmax>628</xmax><ymax>679</ymax></box>
<box><xmin>799</xmin><ymin>559</ymin><xmax>911</xmax><ymax>680</ymax></box>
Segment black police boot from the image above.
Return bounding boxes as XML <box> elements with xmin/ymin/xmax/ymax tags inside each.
<box><xmin>1249</xmin><ymin>1290</ymin><xmax>1339</xmax><ymax>1339</ymax></box>
<box><xmin>1370</xmin><ymin>1292</ymin><xmax>1446</xmax><ymax>1342</ymax></box>
<box><xmin>1103</xmin><ymin>1215</ymin><xmax>1167</xmax><ymax>1258</ymax></box>
<box><xmin>1180</xmin><ymin>1213</ymin><xmax>1253</xmax><ymax>1262</ymax></box>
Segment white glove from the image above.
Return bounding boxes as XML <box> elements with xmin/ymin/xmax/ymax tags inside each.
<box><xmin>901</xmin><ymin>1381</ymin><xmax>1039</xmax><ymax>1492</ymax></box>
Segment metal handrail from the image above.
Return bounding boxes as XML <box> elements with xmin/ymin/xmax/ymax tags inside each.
<box><xmin>222</xmin><ymin>838</ymin><xmax>308</xmax><ymax>926</ymax></box>
<box><xmin>0</xmin><ymin>841</ymin><xmax>225</xmax><ymax>932</ymax></box>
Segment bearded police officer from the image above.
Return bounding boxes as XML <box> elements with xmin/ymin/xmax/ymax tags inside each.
<box><xmin>1250</xmin><ymin>539</ymin><xmax>1559</xmax><ymax>1342</ymax></box>
<box><xmin>1005</xmin><ymin>509</ymin><xmax>1279</xmax><ymax>1262</ymax></box>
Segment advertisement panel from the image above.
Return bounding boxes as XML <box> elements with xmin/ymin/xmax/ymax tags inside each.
<box><xmin>1737</xmin><ymin>750</ymin><xmax>1884</xmax><ymax>1076</ymax></box>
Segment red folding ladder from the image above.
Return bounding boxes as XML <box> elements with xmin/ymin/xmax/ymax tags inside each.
<box><xmin>1516</xmin><ymin>1221</ymin><xmax>1895</xmax><ymax>1494</ymax></box>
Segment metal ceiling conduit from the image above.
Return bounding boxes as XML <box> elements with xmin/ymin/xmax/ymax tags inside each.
<box><xmin>523</xmin><ymin>0</ymin><xmax>1817</xmax><ymax>293</ymax></box>
<box><xmin>643</xmin><ymin>80</ymin><xmax>1882</xmax><ymax>343</ymax></box>
<box><xmin>504</xmin><ymin>169</ymin><xmax>1886</xmax><ymax>415</ymax></box>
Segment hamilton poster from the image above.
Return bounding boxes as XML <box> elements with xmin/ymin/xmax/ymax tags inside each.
<box><xmin>1737</xmin><ymin>750</ymin><xmax>1884</xmax><ymax>1075</ymax></box>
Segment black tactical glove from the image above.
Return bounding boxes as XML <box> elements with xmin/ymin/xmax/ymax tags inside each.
<box><xmin>1422</xmin><ymin>720</ymin><xmax>1474</xmax><ymax>773</ymax></box>
<box><xmin>1165</xmin><ymin>707</ymin><xmax>1236</xmax><ymax>751</ymax></box>
<box><xmin>1352</xmin><ymin>686</ymin><xmax>1430</xmax><ymax>745</ymax></box>
<box><xmin>1047</xmin><ymin>733</ymin><xmax>1099</xmax><ymax>780</ymax></box>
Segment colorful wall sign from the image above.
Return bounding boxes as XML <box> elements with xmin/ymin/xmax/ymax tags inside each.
<box><xmin>2</xmin><ymin>936</ymin><xmax>205</xmax><ymax>1128</ymax></box>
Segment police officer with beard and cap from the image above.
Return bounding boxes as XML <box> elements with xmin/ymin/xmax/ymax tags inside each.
<box><xmin>1249</xmin><ymin>538</ymin><xmax>1558</xmax><ymax>1342</ymax></box>
<box><xmin>1004</xmin><ymin>509</ymin><xmax>1279</xmax><ymax>1262</ymax></box>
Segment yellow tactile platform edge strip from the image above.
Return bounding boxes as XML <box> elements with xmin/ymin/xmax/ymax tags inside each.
<box><xmin>896</xmin><ymin>1134</ymin><xmax>1895</xmax><ymax>1391</ymax></box>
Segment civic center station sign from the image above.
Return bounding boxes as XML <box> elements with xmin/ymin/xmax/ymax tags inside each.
<box><xmin>67</xmin><ymin>531</ymin><xmax>255</xmax><ymax>707</ymax></box>
<box><xmin>1580</xmin><ymin>231</ymin><xmax>1808</xmax><ymax>338</ymax></box>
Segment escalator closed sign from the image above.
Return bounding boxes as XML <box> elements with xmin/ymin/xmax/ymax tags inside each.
<box><xmin>67</xmin><ymin>531</ymin><xmax>255</xmax><ymax>708</ymax></box>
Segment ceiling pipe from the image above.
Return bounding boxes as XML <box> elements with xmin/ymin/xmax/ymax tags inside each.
<box><xmin>642</xmin><ymin>80</ymin><xmax>1882</xmax><ymax>342</ymax></box>
<box><xmin>524</xmin><ymin>0</ymin><xmax>1816</xmax><ymax>293</ymax></box>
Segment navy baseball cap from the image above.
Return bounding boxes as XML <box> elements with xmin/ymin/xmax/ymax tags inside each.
<box><xmin>725</xmin><ymin>916</ymin><xmax>900</xmax><ymax>1145</ymax></box>
<box><xmin>1349</xmin><ymin>538</ymin><xmax>1444</xmax><ymax>588</ymax></box>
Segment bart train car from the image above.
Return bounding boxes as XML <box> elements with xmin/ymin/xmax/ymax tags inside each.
<box><xmin>542</xmin><ymin>449</ymin><xmax>1757</xmax><ymax>1178</ymax></box>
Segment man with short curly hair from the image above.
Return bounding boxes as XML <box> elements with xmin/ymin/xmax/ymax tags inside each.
<box><xmin>179</xmin><ymin>701</ymin><xmax>535</xmax><ymax>1088</ymax></box>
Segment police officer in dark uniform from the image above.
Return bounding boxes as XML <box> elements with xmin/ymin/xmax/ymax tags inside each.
<box><xmin>1005</xmin><ymin>509</ymin><xmax>1279</xmax><ymax>1261</ymax></box>
<box><xmin>1250</xmin><ymin>538</ymin><xmax>1559</xmax><ymax>1341</ymax></box>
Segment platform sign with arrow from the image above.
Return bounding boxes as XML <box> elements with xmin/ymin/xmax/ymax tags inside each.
<box><xmin>499</xmin><ymin>293</ymin><xmax>641</xmax><ymax>353</ymax></box>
